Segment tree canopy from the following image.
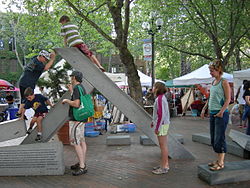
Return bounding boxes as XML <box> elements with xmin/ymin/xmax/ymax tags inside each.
<box><xmin>1</xmin><ymin>0</ymin><xmax>249</xmax><ymax>89</ymax></box>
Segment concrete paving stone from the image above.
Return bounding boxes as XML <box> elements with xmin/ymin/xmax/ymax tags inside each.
<box><xmin>0</xmin><ymin>142</ymin><xmax>65</xmax><ymax>176</ymax></box>
<box><xmin>106</xmin><ymin>135</ymin><xmax>131</xmax><ymax>146</ymax></box>
<box><xmin>198</xmin><ymin>160</ymin><xmax>250</xmax><ymax>185</ymax></box>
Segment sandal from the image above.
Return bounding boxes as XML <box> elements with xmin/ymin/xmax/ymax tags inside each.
<box><xmin>72</xmin><ymin>165</ymin><xmax>88</xmax><ymax>176</ymax></box>
<box><xmin>209</xmin><ymin>163</ymin><xmax>224</xmax><ymax>171</ymax></box>
<box><xmin>70</xmin><ymin>162</ymin><xmax>80</xmax><ymax>170</ymax></box>
<box><xmin>208</xmin><ymin>160</ymin><xmax>218</xmax><ymax>167</ymax></box>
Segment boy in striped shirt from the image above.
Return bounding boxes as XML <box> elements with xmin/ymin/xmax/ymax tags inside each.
<box><xmin>59</xmin><ymin>15</ymin><xmax>105</xmax><ymax>72</ymax></box>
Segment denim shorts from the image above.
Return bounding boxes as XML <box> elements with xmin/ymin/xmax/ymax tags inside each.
<box><xmin>209</xmin><ymin>111</ymin><xmax>229</xmax><ymax>153</ymax></box>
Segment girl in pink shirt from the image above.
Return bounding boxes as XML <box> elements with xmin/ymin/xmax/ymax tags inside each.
<box><xmin>151</xmin><ymin>82</ymin><xmax>170</xmax><ymax>175</ymax></box>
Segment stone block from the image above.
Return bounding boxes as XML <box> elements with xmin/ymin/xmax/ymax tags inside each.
<box><xmin>229</xmin><ymin>129</ymin><xmax>250</xmax><ymax>151</ymax></box>
<box><xmin>106</xmin><ymin>135</ymin><xmax>131</xmax><ymax>146</ymax></box>
<box><xmin>192</xmin><ymin>132</ymin><xmax>250</xmax><ymax>159</ymax></box>
<box><xmin>140</xmin><ymin>135</ymin><xmax>156</xmax><ymax>146</ymax></box>
<box><xmin>227</xmin><ymin>139</ymin><xmax>250</xmax><ymax>159</ymax></box>
<box><xmin>192</xmin><ymin>133</ymin><xmax>211</xmax><ymax>146</ymax></box>
<box><xmin>0</xmin><ymin>142</ymin><xmax>65</xmax><ymax>176</ymax></box>
<box><xmin>198</xmin><ymin>160</ymin><xmax>250</xmax><ymax>185</ymax></box>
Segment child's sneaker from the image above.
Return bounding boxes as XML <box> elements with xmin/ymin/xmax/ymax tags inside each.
<box><xmin>26</xmin><ymin>127</ymin><xmax>33</xmax><ymax>134</ymax></box>
<box><xmin>152</xmin><ymin>167</ymin><xmax>169</xmax><ymax>175</ymax></box>
<box><xmin>152</xmin><ymin>166</ymin><xmax>160</xmax><ymax>170</ymax></box>
<box><xmin>35</xmin><ymin>135</ymin><xmax>42</xmax><ymax>142</ymax></box>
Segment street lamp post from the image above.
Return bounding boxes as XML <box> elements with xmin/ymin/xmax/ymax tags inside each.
<box><xmin>142</xmin><ymin>12</ymin><xmax>163</xmax><ymax>88</ymax></box>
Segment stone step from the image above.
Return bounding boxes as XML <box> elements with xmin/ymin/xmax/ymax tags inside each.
<box><xmin>198</xmin><ymin>160</ymin><xmax>250</xmax><ymax>185</ymax></box>
<box><xmin>0</xmin><ymin>142</ymin><xmax>65</xmax><ymax>176</ymax></box>
<box><xmin>192</xmin><ymin>133</ymin><xmax>211</xmax><ymax>146</ymax></box>
<box><xmin>229</xmin><ymin>129</ymin><xmax>250</xmax><ymax>151</ymax></box>
<box><xmin>192</xmin><ymin>132</ymin><xmax>250</xmax><ymax>159</ymax></box>
<box><xmin>106</xmin><ymin>135</ymin><xmax>131</xmax><ymax>146</ymax></box>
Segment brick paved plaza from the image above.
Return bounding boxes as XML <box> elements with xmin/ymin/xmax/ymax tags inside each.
<box><xmin>0</xmin><ymin>117</ymin><xmax>250</xmax><ymax>188</ymax></box>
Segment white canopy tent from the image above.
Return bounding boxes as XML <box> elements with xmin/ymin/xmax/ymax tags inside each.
<box><xmin>173</xmin><ymin>64</ymin><xmax>233</xmax><ymax>86</ymax></box>
<box><xmin>114</xmin><ymin>70</ymin><xmax>163</xmax><ymax>87</ymax></box>
<box><xmin>233</xmin><ymin>68</ymin><xmax>250</xmax><ymax>96</ymax></box>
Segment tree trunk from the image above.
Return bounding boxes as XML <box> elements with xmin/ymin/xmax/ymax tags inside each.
<box><xmin>235</xmin><ymin>45</ymin><xmax>241</xmax><ymax>71</ymax></box>
<box><xmin>119</xmin><ymin>47</ymin><xmax>143</xmax><ymax>106</ymax></box>
<box><xmin>180</xmin><ymin>52</ymin><xmax>190</xmax><ymax>76</ymax></box>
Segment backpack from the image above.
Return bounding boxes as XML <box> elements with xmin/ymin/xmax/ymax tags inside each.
<box><xmin>73</xmin><ymin>85</ymin><xmax>94</xmax><ymax>121</ymax></box>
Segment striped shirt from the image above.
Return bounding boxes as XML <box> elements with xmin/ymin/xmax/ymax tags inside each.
<box><xmin>60</xmin><ymin>22</ymin><xmax>84</xmax><ymax>47</ymax></box>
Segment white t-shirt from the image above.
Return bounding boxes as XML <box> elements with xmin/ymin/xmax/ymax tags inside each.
<box><xmin>238</xmin><ymin>85</ymin><xmax>245</xmax><ymax>105</ymax></box>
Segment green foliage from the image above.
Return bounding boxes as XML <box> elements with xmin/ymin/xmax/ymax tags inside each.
<box><xmin>0</xmin><ymin>71</ymin><xmax>22</xmax><ymax>84</ymax></box>
<box><xmin>37</xmin><ymin>62</ymin><xmax>72</xmax><ymax>101</ymax></box>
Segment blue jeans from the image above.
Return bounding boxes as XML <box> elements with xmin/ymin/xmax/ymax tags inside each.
<box><xmin>210</xmin><ymin>111</ymin><xmax>229</xmax><ymax>153</ymax></box>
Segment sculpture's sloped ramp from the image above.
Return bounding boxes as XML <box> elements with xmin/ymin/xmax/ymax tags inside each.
<box><xmin>55</xmin><ymin>48</ymin><xmax>195</xmax><ymax>159</ymax></box>
<box><xmin>0</xmin><ymin>119</ymin><xmax>26</xmax><ymax>142</ymax></box>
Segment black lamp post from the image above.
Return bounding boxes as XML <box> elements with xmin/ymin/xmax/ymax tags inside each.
<box><xmin>142</xmin><ymin>12</ymin><xmax>163</xmax><ymax>88</ymax></box>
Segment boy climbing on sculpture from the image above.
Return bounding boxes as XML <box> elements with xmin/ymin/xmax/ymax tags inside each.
<box><xmin>20</xmin><ymin>87</ymin><xmax>54</xmax><ymax>141</ymax></box>
<box><xmin>59</xmin><ymin>15</ymin><xmax>105</xmax><ymax>72</ymax></box>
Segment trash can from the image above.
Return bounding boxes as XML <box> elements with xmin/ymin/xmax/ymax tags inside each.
<box><xmin>8</xmin><ymin>108</ymin><xmax>19</xmax><ymax>120</ymax></box>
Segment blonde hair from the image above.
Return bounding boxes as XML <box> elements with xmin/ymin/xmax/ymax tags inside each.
<box><xmin>153</xmin><ymin>82</ymin><xmax>167</xmax><ymax>96</ymax></box>
<box><xmin>209</xmin><ymin>59</ymin><xmax>223</xmax><ymax>75</ymax></box>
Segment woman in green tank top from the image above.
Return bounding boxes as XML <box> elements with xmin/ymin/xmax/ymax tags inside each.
<box><xmin>201</xmin><ymin>59</ymin><xmax>231</xmax><ymax>171</ymax></box>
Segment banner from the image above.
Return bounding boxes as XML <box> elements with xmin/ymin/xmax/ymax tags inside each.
<box><xmin>142</xmin><ymin>38</ymin><xmax>152</xmax><ymax>61</ymax></box>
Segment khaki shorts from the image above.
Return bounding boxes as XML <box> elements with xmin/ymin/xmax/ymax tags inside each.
<box><xmin>157</xmin><ymin>124</ymin><xmax>170</xmax><ymax>136</ymax></box>
<box><xmin>69</xmin><ymin>121</ymin><xmax>85</xmax><ymax>145</ymax></box>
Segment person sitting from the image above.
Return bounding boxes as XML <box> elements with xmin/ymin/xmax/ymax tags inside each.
<box><xmin>21</xmin><ymin>87</ymin><xmax>54</xmax><ymax>141</ymax></box>
<box><xmin>5</xmin><ymin>91</ymin><xmax>14</xmax><ymax>108</ymax></box>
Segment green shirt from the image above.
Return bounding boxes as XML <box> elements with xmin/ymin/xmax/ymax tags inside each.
<box><xmin>60</xmin><ymin>22</ymin><xmax>83</xmax><ymax>47</ymax></box>
<box><xmin>208</xmin><ymin>79</ymin><xmax>228</xmax><ymax>113</ymax></box>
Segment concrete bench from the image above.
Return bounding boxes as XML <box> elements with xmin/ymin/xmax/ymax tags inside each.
<box><xmin>198</xmin><ymin>160</ymin><xmax>250</xmax><ymax>185</ymax></box>
<box><xmin>140</xmin><ymin>133</ymin><xmax>184</xmax><ymax>146</ymax></box>
<box><xmin>192</xmin><ymin>133</ymin><xmax>250</xmax><ymax>159</ymax></box>
<box><xmin>106</xmin><ymin>135</ymin><xmax>131</xmax><ymax>146</ymax></box>
<box><xmin>0</xmin><ymin>142</ymin><xmax>65</xmax><ymax>176</ymax></box>
<box><xmin>229</xmin><ymin>129</ymin><xmax>250</xmax><ymax>151</ymax></box>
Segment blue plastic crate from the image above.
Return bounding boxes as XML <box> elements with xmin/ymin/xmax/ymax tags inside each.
<box><xmin>96</xmin><ymin>120</ymin><xmax>106</xmax><ymax>129</ymax></box>
<box><xmin>120</xmin><ymin>123</ymin><xmax>136</xmax><ymax>133</ymax></box>
<box><xmin>191</xmin><ymin>109</ymin><xmax>198</xmax><ymax>117</ymax></box>
<box><xmin>85</xmin><ymin>131</ymin><xmax>99</xmax><ymax>137</ymax></box>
